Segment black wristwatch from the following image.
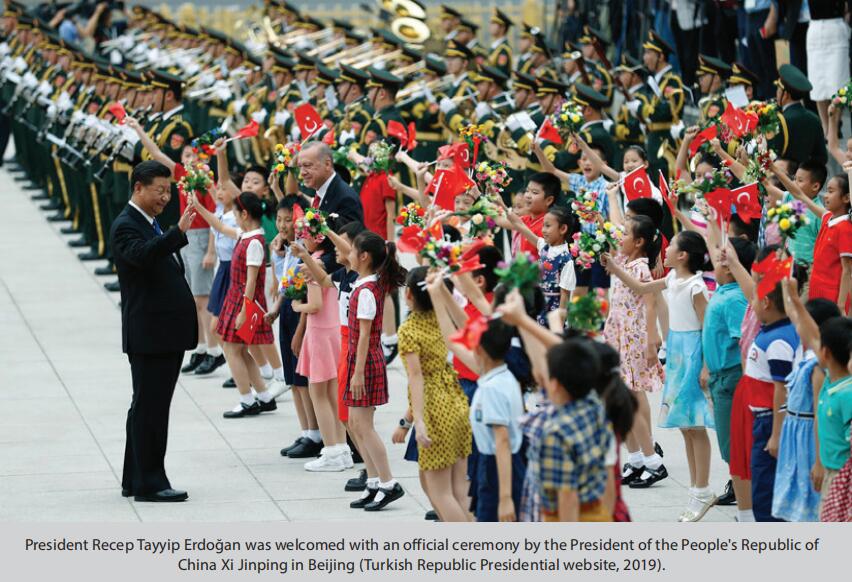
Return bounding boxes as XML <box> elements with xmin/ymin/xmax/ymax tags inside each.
<box><xmin>399</xmin><ymin>418</ymin><xmax>413</xmax><ymax>429</ymax></box>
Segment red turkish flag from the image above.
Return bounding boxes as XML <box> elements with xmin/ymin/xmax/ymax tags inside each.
<box><xmin>438</xmin><ymin>142</ymin><xmax>473</xmax><ymax>169</ymax></box>
<box><xmin>622</xmin><ymin>167</ymin><xmax>653</xmax><ymax>201</ymax></box>
<box><xmin>732</xmin><ymin>182</ymin><xmax>762</xmax><ymax>223</ymax></box>
<box><xmin>426</xmin><ymin>221</ymin><xmax>444</xmax><ymax>242</ymax></box>
<box><xmin>659</xmin><ymin>170</ymin><xmax>676</xmax><ymax>216</ymax></box>
<box><xmin>322</xmin><ymin>127</ymin><xmax>335</xmax><ymax>146</ymax></box>
<box><xmin>688</xmin><ymin>125</ymin><xmax>718</xmax><ymax>158</ymax></box>
<box><xmin>397</xmin><ymin>225</ymin><xmax>426</xmax><ymax>254</ymax></box>
<box><xmin>461</xmin><ymin>239</ymin><xmax>487</xmax><ymax>261</ymax></box>
<box><xmin>427</xmin><ymin>165</ymin><xmax>475</xmax><ymax>210</ymax></box>
<box><xmin>407</xmin><ymin>122</ymin><xmax>417</xmax><ymax>151</ymax></box>
<box><xmin>537</xmin><ymin>118</ymin><xmax>563</xmax><ymax>144</ymax></box>
<box><xmin>236</xmin><ymin>298</ymin><xmax>266</xmax><ymax>343</ymax></box>
<box><xmin>108</xmin><ymin>102</ymin><xmax>126</xmax><ymax>123</ymax></box>
<box><xmin>752</xmin><ymin>253</ymin><xmax>793</xmax><ymax>300</ymax></box>
<box><xmin>294</xmin><ymin>103</ymin><xmax>323</xmax><ymax>141</ymax></box>
<box><xmin>704</xmin><ymin>188</ymin><xmax>734</xmax><ymax>228</ymax></box>
<box><xmin>387</xmin><ymin>120</ymin><xmax>409</xmax><ymax>149</ymax></box>
<box><xmin>721</xmin><ymin>102</ymin><xmax>758</xmax><ymax>137</ymax></box>
<box><xmin>234</xmin><ymin>120</ymin><xmax>260</xmax><ymax>140</ymax></box>
<box><xmin>291</xmin><ymin>202</ymin><xmax>305</xmax><ymax>226</ymax></box>
<box><xmin>449</xmin><ymin>314</ymin><xmax>489</xmax><ymax>349</ymax></box>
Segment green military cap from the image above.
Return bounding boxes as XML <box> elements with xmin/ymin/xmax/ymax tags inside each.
<box><xmin>615</xmin><ymin>53</ymin><xmax>645</xmax><ymax>74</ymax></box>
<box><xmin>458</xmin><ymin>18</ymin><xmax>479</xmax><ymax>35</ymax></box>
<box><xmin>315</xmin><ymin>63</ymin><xmax>339</xmax><ymax>86</ymax></box>
<box><xmin>5</xmin><ymin>0</ymin><xmax>26</xmax><ymax>15</ymax></box>
<box><xmin>149</xmin><ymin>69</ymin><xmax>184</xmax><ymax>94</ymax></box>
<box><xmin>269</xmin><ymin>43</ymin><xmax>293</xmax><ymax>59</ymax></box>
<box><xmin>123</xmin><ymin>69</ymin><xmax>146</xmax><ymax>89</ymax></box>
<box><xmin>491</xmin><ymin>8</ymin><xmax>513</xmax><ymax>29</ymax></box>
<box><xmin>246</xmin><ymin>52</ymin><xmax>263</xmax><ymax>68</ymax></box>
<box><xmin>729</xmin><ymin>62</ymin><xmax>758</xmax><ymax>88</ymax></box>
<box><xmin>338</xmin><ymin>63</ymin><xmax>369</xmax><ymax>86</ymax></box>
<box><xmin>520</xmin><ymin>22</ymin><xmax>538</xmax><ymax>40</ymax></box>
<box><xmin>271</xmin><ymin>51</ymin><xmax>296</xmax><ymax>73</ymax></box>
<box><xmin>512</xmin><ymin>71</ymin><xmax>537</xmax><ymax>92</ymax></box>
<box><xmin>697</xmin><ymin>54</ymin><xmax>731</xmax><ymax>77</ymax></box>
<box><xmin>445</xmin><ymin>39</ymin><xmax>473</xmax><ymax>61</ymax></box>
<box><xmin>536</xmin><ymin>76</ymin><xmax>569</xmax><ymax>97</ymax></box>
<box><xmin>332</xmin><ymin>19</ymin><xmax>353</xmax><ymax>34</ymax></box>
<box><xmin>643</xmin><ymin>31</ymin><xmax>673</xmax><ymax>56</ymax></box>
<box><xmin>562</xmin><ymin>40</ymin><xmax>581</xmax><ymax>60</ymax></box>
<box><xmin>399</xmin><ymin>46</ymin><xmax>423</xmax><ymax>64</ymax></box>
<box><xmin>345</xmin><ymin>28</ymin><xmax>367</xmax><ymax>43</ymax></box>
<box><xmin>16</xmin><ymin>14</ymin><xmax>33</xmax><ymax>29</ymax></box>
<box><xmin>226</xmin><ymin>38</ymin><xmax>251</xmax><ymax>58</ymax></box>
<box><xmin>274</xmin><ymin>0</ymin><xmax>301</xmax><ymax>16</ymax></box>
<box><xmin>573</xmin><ymin>83</ymin><xmax>608</xmax><ymax>109</ymax></box>
<box><xmin>42</xmin><ymin>30</ymin><xmax>61</xmax><ymax>50</ymax></box>
<box><xmin>178</xmin><ymin>24</ymin><xmax>200</xmax><ymax>38</ymax></box>
<box><xmin>530</xmin><ymin>32</ymin><xmax>551</xmax><ymax>58</ymax></box>
<box><xmin>294</xmin><ymin>52</ymin><xmax>317</xmax><ymax>71</ymax></box>
<box><xmin>424</xmin><ymin>54</ymin><xmax>447</xmax><ymax>76</ymax></box>
<box><xmin>298</xmin><ymin>16</ymin><xmax>324</xmax><ymax>32</ymax></box>
<box><xmin>472</xmin><ymin>65</ymin><xmax>509</xmax><ymax>88</ymax></box>
<box><xmin>440</xmin><ymin>4</ymin><xmax>462</xmax><ymax>19</ymax></box>
<box><xmin>365</xmin><ymin>66</ymin><xmax>404</xmax><ymax>92</ymax></box>
<box><xmin>776</xmin><ymin>63</ymin><xmax>812</xmax><ymax>98</ymax></box>
<box><xmin>579</xmin><ymin>25</ymin><xmax>609</xmax><ymax>47</ymax></box>
<box><xmin>373</xmin><ymin>29</ymin><xmax>403</xmax><ymax>50</ymax></box>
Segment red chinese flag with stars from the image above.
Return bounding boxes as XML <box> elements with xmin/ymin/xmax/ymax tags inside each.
<box><xmin>622</xmin><ymin>166</ymin><xmax>653</xmax><ymax>201</ymax></box>
<box><xmin>234</xmin><ymin>120</ymin><xmax>260</xmax><ymax>140</ymax></box>
<box><xmin>752</xmin><ymin>253</ymin><xmax>793</xmax><ymax>300</ymax></box>
<box><xmin>387</xmin><ymin>120</ymin><xmax>409</xmax><ymax>149</ymax></box>
<box><xmin>688</xmin><ymin>125</ymin><xmax>717</xmax><ymax>158</ymax></box>
<box><xmin>294</xmin><ymin>103</ymin><xmax>323</xmax><ymax>141</ymax></box>
<box><xmin>721</xmin><ymin>102</ymin><xmax>758</xmax><ymax>137</ymax></box>
<box><xmin>236</xmin><ymin>298</ymin><xmax>266</xmax><ymax>343</ymax></box>
<box><xmin>537</xmin><ymin>118</ymin><xmax>563</xmax><ymax>144</ymax></box>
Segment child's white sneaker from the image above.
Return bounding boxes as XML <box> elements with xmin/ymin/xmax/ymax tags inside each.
<box><xmin>266</xmin><ymin>379</ymin><xmax>291</xmax><ymax>400</ymax></box>
<box><xmin>304</xmin><ymin>448</ymin><xmax>346</xmax><ymax>472</ymax></box>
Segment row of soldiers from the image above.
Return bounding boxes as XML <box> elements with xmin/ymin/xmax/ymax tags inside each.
<box><xmin>3</xmin><ymin>0</ymin><xmax>805</xmax><ymax>285</ymax></box>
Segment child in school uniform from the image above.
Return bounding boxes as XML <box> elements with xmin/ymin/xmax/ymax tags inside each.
<box><xmin>203</xmin><ymin>182</ymin><xmax>237</xmax><ymax>376</ymax></box>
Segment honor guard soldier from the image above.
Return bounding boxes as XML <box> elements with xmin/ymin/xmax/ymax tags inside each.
<box><xmin>455</xmin><ymin>18</ymin><xmax>486</xmax><ymax>68</ymax></box>
<box><xmin>402</xmin><ymin>55</ymin><xmax>447</xmax><ymax>167</ymax></box>
<box><xmin>770</xmin><ymin>64</ymin><xmax>828</xmax><ymax>165</ymax></box>
<box><xmin>728</xmin><ymin>62</ymin><xmax>758</xmax><ymax>101</ymax></box>
<box><xmin>487</xmin><ymin>8</ymin><xmax>513</xmax><ymax>76</ymax></box>
<box><xmin>526</xmin><ymin>32</ymin><xmax>559</xmax><ymax>81</ymax></box>
<box><xmin>335</xmin><ymin>63</ymin><xmax>372</xmax><ymax>146</ymax></box>
<box><xmin>640</xmin><ymin>31</ymin><xmax>684</xmax><ymax>180</ymax></box>
<box><xmin>516</xmin><ymin>22</ymin><xmax>536</xmax><ymax>74</ymax></box>
<box><xmin>568</xmin><ymin>84</ymin><xmax>617</xmax><ymax>169</ymax></box>
<box><xmin>469</xmin><ymin>64</ymin><xmax>510</xmax><ymax>144</ymax></box>
<box><xmin>696</xmin><ymin>54</ymin><xmax>731</xmax><ymax>122</ymax></box>
<box><xmin>522</xmin><ymin>76</ymin><xmax>571</xmax><ymax>175</ymax></box>
<box><xmin>613</xmin><ymin>54</ymin><xmax>652</xmax><ymax>169</ymax></box>
<box><xmin>360</xmin><ymin>67</ymin><xmax>405</xmax><ymax>147</ymax></box>
<box><xmin>438</xmin><ymin>40</ymin><xmax>476</xmax><ymax>135</ymax></box>
<box><xmin>578</xmin><ymin>25</ymin><xmax>615</xmax><ymax>104</ymax></box>
<box><xmin>439</xmin><ymin>4</ymin><xmax>462</xmax><ymax>45</ymax></box>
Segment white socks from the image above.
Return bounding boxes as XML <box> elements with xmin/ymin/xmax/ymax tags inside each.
<box><xmin>239</xmin><ymin>393</ymin><xmax>255</xmax><ymax>406</ymax></box>
<box><xmin>737</xmin><ymin>509</ymin><xmax>755</xmax><ymax>522</ymax></box>
<box><xmin>627</xmin><ymin>451</ymin><xmax>644</xmax><ymax>468</ymax></box>
<box><xmin>256</xmin><ymin>390</ymin><xmax>272</xmax><ymax>403</ymax></box>
<box><xmin>643</xmin><ymin>453</ymin><xmax>663</xmax><ymax>470</ymax></box>
<box><xmin>373</xmin><ymin>479</ymin><xmax>398</xmax><ymax>502</ymax></box>
<box><xmin>194</xmin><ymin>343</ymin><xmax>207</xmax><ymax>355</ymax></box>
<box><xmin>381</xmin><ymin>334</ymin><xmax>398</xmax><ymax>345</ymax></box>
<box><xmin>305</xmin><ymin>430</ymin><xmax>322</xmax><ymax>443</ymax></box>
<box><xmin>273</xmin><ymin>366</ymin><xmax>284</xmax><ymax>381</ymax></box>
<box><xmin>259</xmin><ymin>363</ymin><xmax>273</xmax><ymax>377</ymax></box>
<box><xmin>360</xmin><ymin>478</ymin><xmax>380</xmax><ymax>499</ymax></box>
<box><xmin>687</xmin><ymin>487</ymin><xmax>714</xmax><ymax>512</ymax></box>
<box><xmin>208</xmin><ymin>345</ymin><xmax>222</xmax><ymax>357</ymax></box>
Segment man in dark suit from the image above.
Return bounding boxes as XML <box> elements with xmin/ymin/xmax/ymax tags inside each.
<box><xmin>110</xmin><ymin>160</ymin><xmax>198</xmax><ymax>502</ymax></box>
<box><xmin>296</xmin><ymin>142</ymin><xmax>364</xmax><ymax>226</ymax></box>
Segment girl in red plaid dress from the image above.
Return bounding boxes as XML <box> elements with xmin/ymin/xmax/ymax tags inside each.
<box><xmin>215</xmin><ymin>193</ymin><xmax>278</xmax><ymax>419</ymax></box>
<box><xmin>345</xmin><ymin>231</ymin><xmax>407</xmax><ymax>511</ymax></box>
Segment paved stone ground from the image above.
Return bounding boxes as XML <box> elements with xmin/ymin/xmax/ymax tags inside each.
<box><xmin>0</xmin><ymin>167</ymin><xmax>735</xmax><ymax>522</ymax></box>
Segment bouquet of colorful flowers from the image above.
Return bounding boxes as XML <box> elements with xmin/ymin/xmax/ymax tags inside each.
<box><xmin>743</xmin><ymin>101</ymin><xmax>781</xmax><ymax>138</ymax></box>
<box><xmin>178</xmin><ymin>161</ymin><xmax>214</xmax><ymax>197</ymax></box>
<box><xmin>190</xmin><ymin>127</ymin><xmax>223</xmax><ymax>159</ymax></box>
<box><xmin>453</xmin><ymin>195</ymin><xmax>500</xmax><ymax>240</ymax></box>
<box><xmin>550</xmin><ymin>99</ymin><xmax>584</xmax><ymax>134</ymax></box>
<box><xmin>741</xmin><ymin>147</ymin><xmax>775</xmax><ymax>196</ymax></box>
<box><xmin>767</xmin><ymin>199</ymin><xmax>809</xmax><ymax>240</ymax></box>
<box><xmin>271</xmin><ymin>142</ymin><xmax>300</xmax><ymax>177</ymax></box>
<box><xmin>570</xmin><ymin>188</ymin><xmax>601</xmax><ymax>223</ymax></box>
<box><xmin>474</xmin><ymin>160</ymin><xmax>512</xmax><ymax>195</ymax></box>
<box><xmin>566</xmin><ymin>288</ymin><xmax>609</xmax><ymax>335</ymax></box>
<box><xmin>294</xmin><ymin>208</ymin><xmax>333</xmax><ymax>241</ymax></box>
<box><xmin>494</xmin><ymin>252</ymin><xmax>541</xmax><ymax>299</ymax></box>
<box><xmin>681</xmin><ymin>168</ymin><xmax>731</xmax><ymax>197</ymax></box>
<box><xmin>831</xmin><ymin>80</ymin><xmax>852</xmax><ymax>110</ymax></box>
<box><xmin>396</xmin><ymin>202</ymin><xmax>427</xmax><ymax>228</ymax></box>
<box><xmin>570</xmin><ymin>222</ymin><xmax>624</xmax><ymax>270</ymax></box>
<box><xmin>279</xmin><ymin>264</ymin><xmax>308</xmax><ymax>301</ymax></box>
<box><xmin>364</xmin><ymin>140</ymin><xmax>394</xmax><ymax>173</ymax></box>
<box><xmin>332</xmin><ymin>145</ymin><xmax>358</xmax><ymax>175</ymax></box>
<box><xmin>419</xmin><ymin>237</ymin><xmax>463</xmax><ymax>272</ymax></box>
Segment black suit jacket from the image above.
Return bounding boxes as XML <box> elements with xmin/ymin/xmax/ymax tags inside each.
<box><xmin>110</xmin><ymin>205</ymin><xmax>198</xmax><ymax>355</ymax></box>
<box><xmin>317</xmin><ymin>173</ymin><xmax>364</xmax><ymax>228</ymax></box>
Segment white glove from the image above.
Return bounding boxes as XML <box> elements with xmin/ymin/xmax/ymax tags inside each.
<box><xmin>505</xmin><ymin>113</ymin><xmax>521</xmax><ymax>132</ymax></box>
<box><xmin>273</xmin><ymin>110</ymin><xmax>291</xmax><ymax>127</ymax></box>
<box><xmin>0</xmin><ymin>42</ymin><xmax>9</xmax><ymax>56</ymax></box>
<box><xmin>338</xmin><ymin>129</ymin><xmax>356</xmax><ymax>145</ymax></box>
<box><xmin>57</xmin><ymin>91</ymin><xmax>72</xmax><ymax>112</ymax></box>
<box><xmin>439</xmin><ymin>97</ymin><xmax>457</xmax><ymax>115</ymax></box>
<box><xmin>38</xmin><ymin>80</ymin><xmax>52</xmax><ymax>97</ymax></box>
<box><xmin>669</xmin><ymin>120</ymin><xmax>684</xmax><ymax>140</ymax></box>
<box><xmin>517</xmin><ymin>112</ymin><xmax>536</xmax><ymax>132</ymax></box>
<box><xmin>423</xmin><ymin>86</ymin><xmax>436</xmax><ymax>104</ymax></box>
<box><xmin>109</xmin><ymin>50</ymin><xmax>121</xmax><ymax>65</ymax></box>
<box><xmin>602</xmin><ymin>119</ymin><xmax>614</xmax><ymax>132</ymax></box>
<box><xmin>232</xmin><ymin>97</ymin><xmax>246</xmax><ymax>113</ymax></box>
<box><xmin>183</xmin><ymin>61</ymin><xmax>200</xmax><ymax>77</ymax></box>
<box><xmin>198</xmin><ymin>72</ymin><xmax>215</xmax><ymax>88</ymax></box>
<box><xmin>14</xmin><ymin>56</ymin><xmax>26</xmax><ymax>72</ymax></box>
<box><xmin>626</xmin><ymin>100</ymin><xmax>641</xmax><ymax>116</ymax></box>
<box><xmin>251</xmin><ymin>109</ymin><xmax>268</xmax><ymax>124</ymax></box>
<box><xmin>22</xmin><ymin>71</ymin><xmax>37</xmax><ymax>88</ymax></box>
<box><xmin>474</xmin><ymin>101</ymin><xmax>492</xmax><ymax>121</ymax></box>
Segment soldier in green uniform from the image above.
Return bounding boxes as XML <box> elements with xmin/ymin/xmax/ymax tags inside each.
<box><xmin>455</xmin><ymin>18</ymin><xmax>486</xmax><ymax>69</ymax></box>
<box><xmin>525</xmin><ymin>32</ymin><xmax>558</xmax><ymax>82</ymax></box>
<box><xmin>640</xmin><ymin>31</ymin><xmax>685</xmax><ymax>180</ymax></box>
<box><xmin>769</xmin><ymin>64</ymin><xmax>828</xmax><ymax>165</ymax></box>
<box><xmin>578</xmin><ymin>25</ymin><xmax>615</xmax><ymax>104</ymax></box>
<box><xmin>613</xmin><ymin>54</ymin><xmax>651</xmax><ymax>169</ymax></box>
<box><xmin>696</xmin><ymin>54</ymin><xmax>731</xmax><ymax>122</ymax></box>
<box><xmin>728</xmin><ymin>62</ymin><xmax>758</xmax><ymax>102</ymax></box>
<box><xmin>335</xmin><ymin>63</ymin><xmax>372</xmax><ymax>145</ymax></box>
<box><xmin>516</xmin><ymin>22</ymin><xmax>536</xmax><ymax>74</ymax></box>
<box><xmin>437</xmin><ymin>41</ymin><xmax>476</xmax><ymax>136</ymax></box>
<box><xmin>439</xmin><ymin>4</ymin><xmax>462</xmax><ymax>47</ymax></box>
<box><xmin>486</xmin><ymin>8</ymin><xmax>513</xmax><ymax>76</ymax></box>
<box><xmin>402</xmin><ymin>55</ymin><xmax>446</xmax><ymax>169</ymax></box>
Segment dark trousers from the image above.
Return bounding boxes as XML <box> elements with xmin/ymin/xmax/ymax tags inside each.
<box><xmin>751</xmin><ymin>411</ymin><xmax>784</xmax><ymax>522</ymax></box>
<box><xmin>0</xmin><ymin>113</ymin><xmax>10</xmax><ymax>165</ymax></box>
<box><xmin>745</xmin><ymin>10</ymin><xmax>778</xmax><ymax>100</ymax></box>
<box><xmin>473</xmin><ymin>451</ymin><xmax>527</xmax><ymax>522</ymax></box>
<box><xmin>122</xmin><ymin>352</ymin><xmax>183</xmax><ymax>495</ymax></box>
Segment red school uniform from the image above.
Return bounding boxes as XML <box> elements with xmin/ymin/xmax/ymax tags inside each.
<box><xmin>360</xmin><ymin>172</ymin><xmax>396</xmax><ymax>238</ymax></box>
<box><xmin>808</xmin><ymin>213</ymin><xmax>852</xmax><ymax>303</ymax></box>
<box><xmin>520</xmin><ymin>213</ymin><xmax>545</xmax><ymax>259</ymax></box>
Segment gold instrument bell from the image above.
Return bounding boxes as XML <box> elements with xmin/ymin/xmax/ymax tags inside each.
<box><xmin>391</xmin><ymin>17</ymin><xmax>430</xmax><ymax>44</ymax></box>
<box><xmin>385</xmin><ymin>0</ymin><xmax>427</xmax><ymax>19</ymax></box>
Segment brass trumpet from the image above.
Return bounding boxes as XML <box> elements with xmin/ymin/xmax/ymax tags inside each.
<box><xmin>350</xmin><ymin>48</ymin><xmax>402</xmax><ymax>70</ymax></box>
<box><xmin>329</xmin><ymin>41</ymin><xmax>374</xmax><ymax>65</ymax></box>
<box><xmin>308</xmin><ymin>37</ymin><xmax>345</xmax><ymax>57</ymax></box>
<box><xmin>391</xmin><ymin>59</ymin><xmax>425</xmax><ymax>78</ymax></box>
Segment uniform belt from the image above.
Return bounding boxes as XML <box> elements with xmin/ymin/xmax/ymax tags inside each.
<box><xmin>416</xmin><ymin>131</ymin><xmax>443</xmax><ymax>141</ymax></box>
<box><xmin>112</xmin><ymin>161</ymin><xmax>133</xmax><ymax>173</ymax></box>
<box><xmin>646</xmin><ymin>122</ymin><xmax>673</xmax><ymax>131</ymax></box>
<box><xmin>783</xmin><ymin>409</ymin><xmax>814</xmax><ymax>419</ymax></box>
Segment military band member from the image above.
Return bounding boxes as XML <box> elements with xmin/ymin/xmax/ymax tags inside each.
<box><xmin>335</xmin><ymin>63</ymin><xmax>372</xmax><ymax>146</ymax></box>
<box><xmin>770</xmin><ymin>64</ymin><xmax>828</xmax><ymax>165</ymax></box>
<box><xmin>487</xmin><ymin>8</ymin><xmax>513</xmax><ymax>76</ymax></box>
<box><xmin>613</xmin><ymin>54</ymin><xmax>651</xmax><ymax>169</ymax></box>
<box><xmin>641</xmin><ymin>31</ymin><xmax>684</xmax><ymax>180</ymax></box>
<box><xmin>696</xmin><ymin>54</ymin><xmax>731</xmax><ymax>122</ymax></box>
<box><xmin>525</xmin><ymin>32</ymin><xmax>558</xmax><ymax>82</ymax></box>
<box><xmin>439</xmin><ymin>4</ymin><xmax>462</xmax><ymax>46</ymax></box>
<box><xmin>455</xmin><ymin>18</ymin><xmax>486</xmax><ymax>68</ymax></box>
<box><xmin>728</xmin><ymin>62</ymin><xmax>759</xmax><ymax>102</ymax></box>
<box><xmin>403</xmin><ymin>55</ymin><xmax>447</xmax><ymax>167</ymax></box>
<box><xmin>516</xmin><ymin>22</ymin><xmax>535</xmax><ymax>74</ymax></box>
<box><xmin>438</xmin><ymin>40</ymin><xmax>476</xmax><ymax>135</ymax></box>
<box><xmin>578</xmin><ymin>25</ymin><xmax>615</xmax><ymax>104</ymax></box>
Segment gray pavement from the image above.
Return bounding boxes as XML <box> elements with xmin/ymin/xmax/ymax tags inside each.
<box><xmin>0</xmin><ymin>167</ymin><xmax>735</xmax><ymax>522</ymax></box>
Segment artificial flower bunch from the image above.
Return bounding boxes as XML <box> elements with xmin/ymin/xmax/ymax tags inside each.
<box><xmin>741</xmin><ymin>147</ymin><xmax>775</xmax><ymax>195</ymax></box>
<box><xmin>364</xmin><ymin>140</ymin><xmax>394</xmax><ymax>173</ymax></box>
<box><xmin>570</xmin><ymin>188</ymin><xmax>601</xmax><ymax>223</ymax></box>
<box><xmin>566</xmin><ymin>288</ymin><xmax>609</xmax><ymax>335</ymax></box>
<box><xmin>419</xmin><ymin>237</ymin><xmax>463</xmax><ymax>272</ymax></box>
<box><xmin>454</xmin><ymin>195</ymin><xmax>500</xmax><ymax>240</ymax></box>
<box><xmin>332</xmin><ymin>145</ymin><xmax>358</xmax><ymax>175</ymax></box>
<box><xmin>767</xmin><ymin>199</ymin><xmax>809</xmax><ymax>240</ymax></box>
<box><xmin>474</xmin><ymin>160</ymin><xmax>512</xmax><ymax>195</ymax></box>
<box><xmin>494</xmin><ymin>253</ymin><xmax>541</xmax><ymax>299</ymax></box>
<box><xmin>569</xmin><ymin>222</ymin><xmax>624</xmax><ymax>270</ymax></box>
<box><xmin>395</xmin><ymin>202</ymin><xmax>427</xmax><ymax>228</ymax></box>
<box><xmin>271</xmin><ymin>142</ymin><xmax>299</xmax><ymax>177</ymax></box>
<box><xmin>178</xmin><ymin>161</ymin><xmax>214</xmax><ymax>197</ymax></box>
<box><xmin>279</xmin><ymin>264</ymin><xmax>307</xmax><ymax>301</ymax></box>
<box><xmin>681</xmin><ymin>168</ymin><xmax>730</xmax><ymax>197</ymax></box>
<box><xmin>743</xmin><ymin>101</ymin><xmax>781</xmax><ymax>138</ymax></box>
<box><xmin>831</xmin><ymin>80</ymin><xmax>852</xmax><ymax>110</ymax></box>
<box><xmin>550</xmin><ymin>99</ymin><xmax>584</xmax><ymax>134</ymax></box>
<box><xmin>190</xmin><ymin>127</ymin><xmax>223</xmax><ymax>159</ymax></box>
<box><xmin>294</xmin><ymin>209</ymin><xmax>332</xmax><ymax>241</ymax></box>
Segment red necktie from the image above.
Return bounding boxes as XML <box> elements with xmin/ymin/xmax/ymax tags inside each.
<box><xmin>311</xmin><ymin>196</ymin><xmax>320</xmax><ymax>209</ymax></box>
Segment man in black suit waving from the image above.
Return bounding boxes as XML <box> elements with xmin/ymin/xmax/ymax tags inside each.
<box><xmin>296</xmin><ymin>142</ymin><xmax>364</xmax><ymax>226</ymax></box>
<box><xmin>111</xmin><ymin>161</ymin><xmax>198</xmax><ymax>502</ymax></box>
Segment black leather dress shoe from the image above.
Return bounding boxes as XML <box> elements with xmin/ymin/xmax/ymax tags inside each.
<box><xmin>280</xmin><ymin>437</ymin><xmax>307</xmax><ymax>457</ymax></box>
<box><xmin>181</xmin><ymin>353</ymin><xmax>204</xmax><ymax>374</ymax></box>
<box><xmin>620</xmin><ymin>463</ymin><xmax>644</xmax><ymax>485</ymax></box>
<box><xmin>104</xmin><ymin>281</ymin><xmax>121</xmax><ymax>292</ymax></box>
<box><xmin>628</xmin><ymin>465</ymin><xmax>669</xmax><ymax>489</ymax></box>
<box><xmin>121</xmin><ymin>488</ymin><xmax>132</xmax><ymax>497</ymax></box>
<box><xmin>223</xmin><ymin>401</ymin><xmax>262</xmax><ymax>418</ymax></box>
<box><xmin>47</xmin><ymin>213</ymin><xmax>69</xmax><ymax>222</ymax></box>
<box><xmin>655</xmin><ymin>442</ymin><xmax>664</xmax><ymax>457</ymax></box>
<box><xmin>257</xmin><ymin>398</ymin><xmax>277</xmax><ymax>412</ymax></box>
<box><xmin>68</xmin><ymin>237</ymin><xmax>89</xmax><ymax>248</ymax></box>
<box><xmin>350</xmin><ymin>488</ymin><xmax>378</xmax><ymax>509</ymax></box>
<box><xmin>364</xmin><ymin>483</ymin><xmax>404</xmax><ymax>511</ymax></box>
<box><xmin>39</xmin><ymin>199</ymin><xmax>60</xmax><ymax>209</ymax></box>
<box><xmin>345</xmin><ymin>468</ymin><xmax>367</xmax><ymax>492</ymax></box>
<box><xmin>286</xmin><ymin>438</ymin><xmax>323</xmax><ymax>458</ymax></box>
<box><xmin>222</xmin><ymin>377</ymin><xmax>236</xmax><ymax>388</ymax></box>
<box><xmin>60</xmin><ymin>225</ymin><xmax>78</xmax><ymax>235</ymax></box>
<box><xmin>194</xmin><ymin>354</ymin><xmax>225</xmax><ymax>375</ymax></box>
<box><xmin>78</xmin><ymin>250</ymin><xmax>103</xmax><ymax>261</ymax></box>
<box><xmin>424</xmin><ymin>510</ymin><xmax>439</xmax><ymax>521</ymax></box>
<box><xmin>715</xmin><ymin>480</ymin><xmax>737</xmax><ymax>506</ymax></box>
<box><xmin>383</xmin><ymin>342</ymin><xmax>398</xmax><ymax>365</ymax></box>
<box><xmin>134</xmin><ymin>488</ymin><xmax>188</xmax><ymax>502</ymax></box>
<box><xmin>94</xmin><ymin>264</ymin><xmax>115</xmax><ymax>276</ymax></box>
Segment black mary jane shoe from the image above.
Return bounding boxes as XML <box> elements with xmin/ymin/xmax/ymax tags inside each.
<box><xmin>350</xmin><ymin>488</ymin><xmax>379</xmax><ymax>509</ymax></box>
<box><xmin>223</xmin><ymin>401</ymin><xmax>262</xmax><ymax>419</ymax></box>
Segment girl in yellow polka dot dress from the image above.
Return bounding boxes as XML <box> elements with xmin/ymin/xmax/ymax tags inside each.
<box><xmin>399</xmin><ymin>267</ymin><xmax>473</xmax><ymax>522</ymax></box>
